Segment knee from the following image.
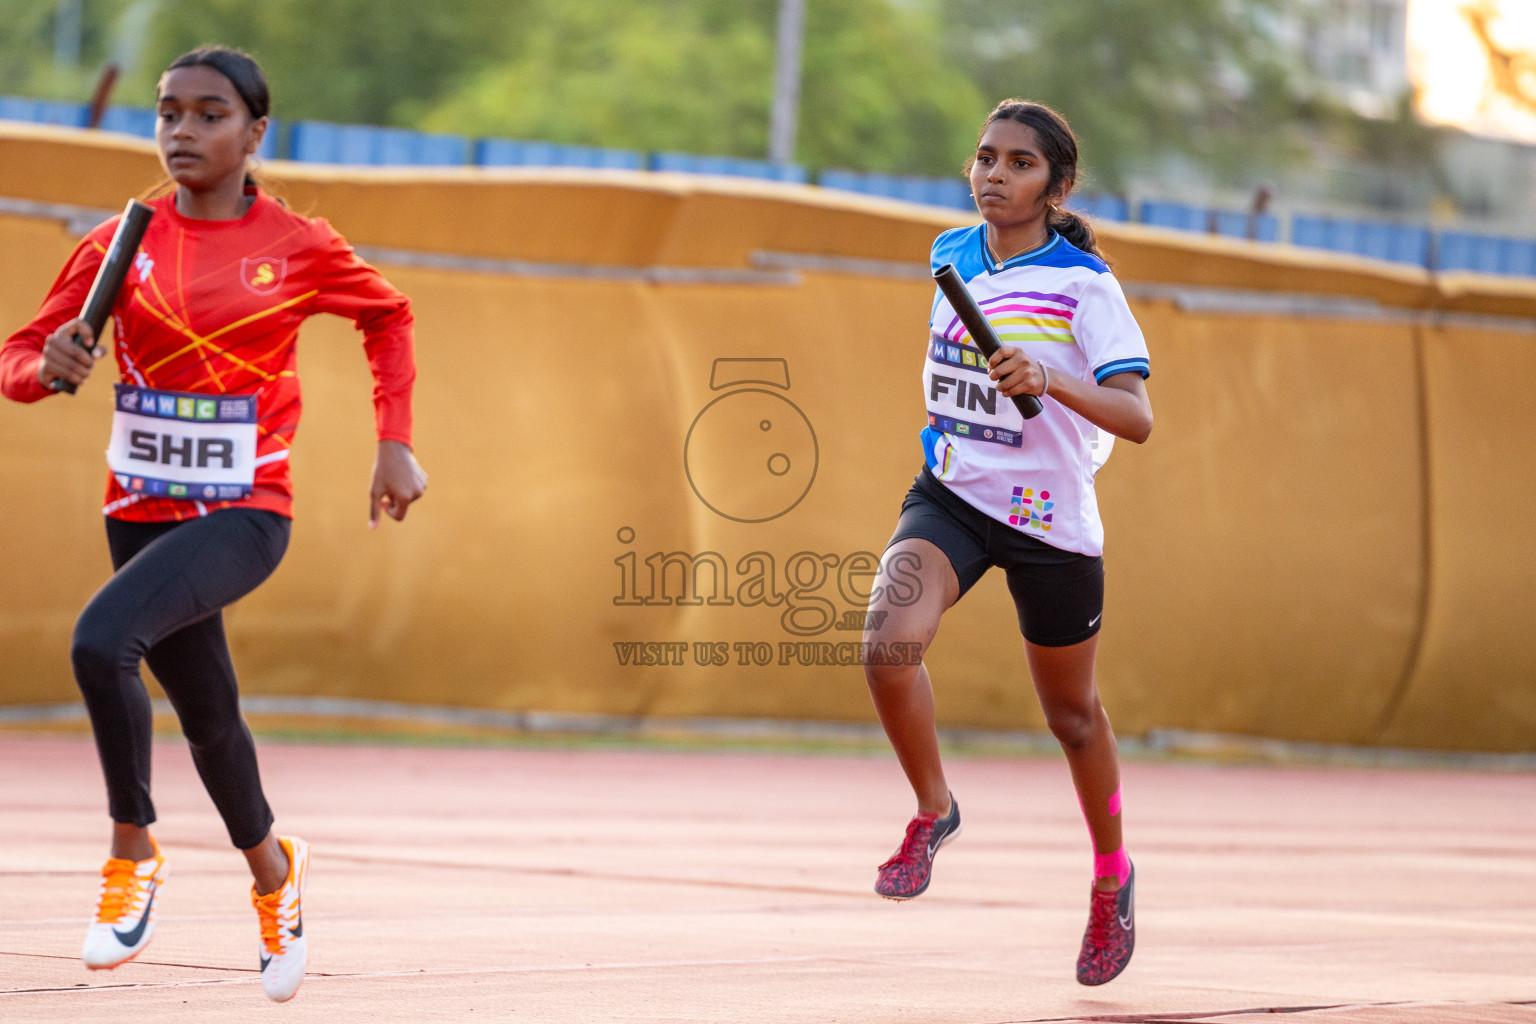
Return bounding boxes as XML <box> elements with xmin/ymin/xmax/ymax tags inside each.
<box><xmin>181</xmin><ymin>713</ymin><xmax>241</xmax><ymax>752</ymax></box>
<box><xmin>70</xmin><ymin>615</ymin><xmax>133</xmax><ymax>692</ymax></box>
<box><xmin>863</xmin><ymin>655</ymin><xmax>918</xmax><ymax>693</ymax></box>
<box><xmin>1043</xmin><ymin>697</ymin><xmax>1102</xmax><ymax>750</ymax></box>
<box><xmin>174</xmin><ymin>689</ymin><xmax>246</xmax><ymax>751</ymax></box>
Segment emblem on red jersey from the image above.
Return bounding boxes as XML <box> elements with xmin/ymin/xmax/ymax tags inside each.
<box><xmin>241</xmin><ymin>256</ymin><xmax>287</xmax><ymax>296</ymax></box>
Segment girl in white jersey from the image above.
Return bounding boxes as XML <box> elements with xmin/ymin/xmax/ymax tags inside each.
<box><xmin>863</xmin><ymin>100</ymin><xmax>1153</xmax><ymax>987</ymax></box>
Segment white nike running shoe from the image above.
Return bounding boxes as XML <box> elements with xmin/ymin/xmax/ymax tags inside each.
<box><xmin>252</xmin><ymin>835</ymin><xmax>309</xmax><ymax>1002</ymax></box>
<box><xmin>81</xmin><ymin>837</ymin><xmax>167</xmax><ymax>969</ymax></box>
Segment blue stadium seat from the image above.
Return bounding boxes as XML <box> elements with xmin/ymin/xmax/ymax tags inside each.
<box><xmin>412</xmin><ymin>131</ymin><xmax>468</xmax><ymax>166</ymax></box>
<box><xmin>97</xmin><ymin>107</ymin><xmax>157</xmax><ymax>138</ymax></box>
<box><xmin>1438</xmin><ymin>231</ymin><xmax>1505</xmax><ymax>274</ymax></box>
<box><xmin>289</xmin><ymin>121</ymin><xmax>341</xmax><ymax>163</ymax></box>
<box><xmin>1292</xmin><ymin>215</ymin><xmax>1430</xmax><ymax>267</ymax></box>
<box><xmin>474</xmin><ymin>138</ymin><xmax>643</xmax><ymax>170</ymax></box>
<box><xmin>1386</xmin><ymin>225</ymin><xmax>1430</xmax><ymax>266</ymax></box>
<box><xmin>1067</xmin><ymin>194</ymin><xmax>1130</xmax><ymax>223</ymax></box>
<box><xmin>373</xmin><ymin>127</ymin><xmax>416</xmax><ymax>165</ymax></box>
<box><xmin>289</xmin><ymin>121</ymin><xmax>465</xmax><ymax>166</ymax></box>
<box><xmin>1139</xmin><ymin>201</ymin><xmax>1202</xmax><ymax>232</ymax></box>
<box><xmin>0</xmin><ymin>96</ymin><xmax>89</xmax><ymax>128</ymax></box>
<box><xmin>334</xmin><ymin>124</ymin><xmax>377</xmax><ymax>164</ymax></box>
<box><xmin>1290</xmin><ymin>215</ymin><xmax>1331</xmax><ymax>251</ymax></box>
<box><xmin>650</xmin><ymin>151</ymin><xmax>808</xmax><ymax>184</ymax></box>
<box><xmin>816</xmin><ymin>169</ymin><xmax>972</xmax><ymax>210</ymax></box>
<box><xmin>1204</xmin><ymin>209</ymin><xmax>1280</xmax><ymax>241</ymax></box>
<box><xmin>923</xmin><ymin>177</ymin><xmax>973</xmax><ymax>210</ymax></box>
<box><xmin>1505</xmin><ymin>238</ymin><xmax>1536</xmax><ymax>277</ymax></box>
<box><xmin>817</xmin><ymin>169</ymin><xmax>864</xmax><ymax>193</ymax></box>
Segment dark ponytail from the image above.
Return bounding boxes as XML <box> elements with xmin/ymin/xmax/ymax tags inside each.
<box><xmin>978</xmin><ymin>99</ymin><xmax>1104</xmax><ymax>261</ymax></box>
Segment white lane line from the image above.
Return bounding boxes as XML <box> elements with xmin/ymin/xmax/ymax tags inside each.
<box><xmin>3</xmin><ymin>949</ymin><xmax>979</xmax><ymax>996</ymax></box>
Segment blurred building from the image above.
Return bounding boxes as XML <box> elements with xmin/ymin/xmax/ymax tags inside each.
<box><xmin>1290</xmin><ymin>0</ymin><xmax>1411</xmax><ymax>119</ymax></box>
<box><xmin>1132</xmin><ymin>0</ymin><xmax>1536</xmax><ymax>234</ymax></box>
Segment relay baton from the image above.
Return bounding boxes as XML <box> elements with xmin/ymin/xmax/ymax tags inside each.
<box><xmin>50</xmin><ymin>199</ymin><xmax>155</xmax><ymax>394</ymax></box>
<box><xmin>933</xmin><ymin>263</ymin><xmax>1042</xmax><ymax>420</ymax></box>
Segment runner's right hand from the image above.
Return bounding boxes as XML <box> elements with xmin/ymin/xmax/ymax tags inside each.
<box><xmin>37</xmin><ymin>318</ymin><xmax>104</xmax><ymax>389</ymax></box>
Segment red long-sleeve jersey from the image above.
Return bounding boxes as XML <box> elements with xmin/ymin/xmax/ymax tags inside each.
<box><xmin>1</xmin><ymin>188</ymin><xmax>415</xmax><ymax>522</ymax></box>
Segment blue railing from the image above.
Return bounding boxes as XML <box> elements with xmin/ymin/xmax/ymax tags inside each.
<box><xmin>650</xmin><ymin>151</ymin><xmax>807</xmax><ymax>183</ymax></box>
<box><xmin>1292</xmin><ymin>215</ymin><xmax>1430</xmax><ymax>267</ymax></box>
<box><xmin>1</xmin><ymin>97</ymin><xmax>279</xmax><ymax>159</ymax></box>
<box><xmin>1068</xmin><ymin>193</ymin><xmax>1131</xmax><ymax>224</ymax></box>
<box><xmin>288</xmin><ymin>121</ymin><xmax>465</xmax><ymax>166</ymax></box>
<box><xmin>475</xmin><ymin>138</ymin><xmax>643</xmax><ymax>170</ymax></box>
<box><xmin>4</xmin><ymin>96</ymin><xmax>1534</xmax><ymax>278</ymax></box>
<box><xmin>1141</xmin><ymin>200</ymin><xmax>1280</xmax><ymax>243</ymax></box>
<box><xmin>1437</xmin><ymin>231</ymin><xmax>1536</xmax><ymax>276</ymax></box>
<box><xmin>818</xmin><ymin>169</ymin><xmax>970</xmax><ymax>209</ymax></box>
<box><xmin>0</xmin><ymin>95</ymin><xmax>89</xmax><ymax>127</ymax></box>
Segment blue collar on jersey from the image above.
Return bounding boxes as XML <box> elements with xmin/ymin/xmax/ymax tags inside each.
<box><xmin>978</xmin><ymin>228</ymin><xmax>1063</xmax><ymax>274</ymax></box>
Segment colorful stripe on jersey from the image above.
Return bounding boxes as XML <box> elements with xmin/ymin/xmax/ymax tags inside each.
<box><xmin>941</xmin><ymin>291</ymin><xmax>1079</xmax><ymax>348</ymax></box>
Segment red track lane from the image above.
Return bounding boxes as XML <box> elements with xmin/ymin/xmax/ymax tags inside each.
<box><xmin>1</xmin><ymin>734</ymin><xmax>1533</xmax><ymax>1023</ymax></box>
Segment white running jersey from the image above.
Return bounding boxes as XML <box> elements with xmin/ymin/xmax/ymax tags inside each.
<box><xmin>921</xmin><ymin>225</ymin><xmax>1150</xmax><ymax>557</ymax></box>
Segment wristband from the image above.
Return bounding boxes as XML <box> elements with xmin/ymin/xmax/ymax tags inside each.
<box><xmin>1039</xmin><ymin>363</ymin><xmax>1050</xmax><ymax>398</ymax></box>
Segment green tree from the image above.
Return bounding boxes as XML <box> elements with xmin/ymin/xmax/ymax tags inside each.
<box><xmin>418</xmin><ymin>0</ymin><xmax>984</xmax><ymax>175</ymax></box>
<box><xmin>939</xmin><ymin>0</ymin><xmax>1308</xmax><ymax>191</ymax></box>
<box><xmin>0</xmin><ymin>0</ymin><xmax>134</xmax><ymax>100</ymax></box>
<box><xmin>128</xmin><ymin>0</ymin><xmax>519</xmax><ymax>125</ymax></box>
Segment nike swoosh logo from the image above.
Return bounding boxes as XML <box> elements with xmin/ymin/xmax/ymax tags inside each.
<box><xmin>1118</xmin><ymin>908</ymin><xmax>1133</xmax><ymax>930</ymax></box>
<box><xmin>1088</xmin><ymin>612</ymin><xmax>1103</xmax><ymax>628</ymax></box>
<box><xmin>260</xmin><ymin>952</ymin><xmax>272</xmax><ymax>972</ymax></box>
<box><xmin>112</xmin><ymin>882</ymin><xmax>156</xmax><ymax>947</ymax></box>
<box><xmin>291</xmin><ymin>912</ymin><xmax>302</xmax><ymax>940</ymax></box>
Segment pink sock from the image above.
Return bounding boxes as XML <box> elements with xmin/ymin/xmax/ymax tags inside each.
<box><xmin>1093</xmin><ymin>846</ymin><xmax>1130</xmax><ymax>888</ymax></box>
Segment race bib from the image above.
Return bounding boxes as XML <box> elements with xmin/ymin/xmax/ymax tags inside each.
<box><xmin>106</xmin><ymin>384</ymin><xmax>259</xmax><ymax>501</ymax></box>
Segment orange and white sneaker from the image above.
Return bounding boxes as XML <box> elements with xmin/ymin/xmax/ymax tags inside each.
<box><xmin>81</xmin><ymin>837</ymin><xmax>167</xmax><ymax>969</ymax></box>
<box><xmin>252</xmin><ymin>835</ymin><xmax>309</xmax><ymax>1002</ymax></box>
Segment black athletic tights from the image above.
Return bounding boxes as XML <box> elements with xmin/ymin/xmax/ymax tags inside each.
<box><xmin>72</xmin><ymin>509</ymin><xmax>290</xmax><ymax>850</ymax></box>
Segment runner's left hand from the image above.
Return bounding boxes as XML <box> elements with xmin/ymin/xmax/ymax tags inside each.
<box><xmin>988</xmin><ymin>345</ymin><xmax>1048</xmax><ymax>398</ymax></box>
<box><xmin>369</xmin><ymin>440</ymin><xmax>427</xmax><ymax>527</ymax></box>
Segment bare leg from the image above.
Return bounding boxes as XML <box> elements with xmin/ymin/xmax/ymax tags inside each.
<box><xmin>110</xmin><ymin>824</ymin><xmax>286</xmax><ymax>893</ymax></box>
<box><xmin>864</xmin><ymin>539</ymin><xmax>961</xmax><ymax>817</ymax></box>
<box><xmin>110</xmin><ymin>822</ymin><xmax>156</xmax><ymax>862</ymax></box>
<box><xmin>1026</xmin><ymin>635</ymin><xmax>1126</xmax><ymax>891</ymax></box>
<box><xmin>243</xmin><ymin>831</ymin><xmax>290</xmax><ymax>895</ymax></box>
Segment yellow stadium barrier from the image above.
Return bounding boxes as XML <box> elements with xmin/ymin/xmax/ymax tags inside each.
<box><xmin>1</xmin><ymin>123</ymin><xmax>1531</xmax><ymax>750</ymax></box>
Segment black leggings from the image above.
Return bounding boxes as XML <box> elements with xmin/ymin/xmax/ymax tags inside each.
<box><xmin>72</xmin><ymin>509</ymin><xmax>290</xmax><ymax>849</ymax></box>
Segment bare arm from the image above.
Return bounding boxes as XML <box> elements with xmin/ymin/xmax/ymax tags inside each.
<box><xmin>988</xmin><ymin>348</ymin><xmax>1153</xmax><ymax>444</ymax></box>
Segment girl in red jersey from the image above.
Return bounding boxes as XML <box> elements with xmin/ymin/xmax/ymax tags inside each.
<box><xmin>0</xmin><ymin>46</ymin><xmax>426</xmax><ymax>1001</ymax></box>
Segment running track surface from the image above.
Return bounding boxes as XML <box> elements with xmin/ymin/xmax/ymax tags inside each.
<box><xmin>1</xmin><ymin>734</ymin><xmax>1533</xmax><ymax>1023</ymax></box>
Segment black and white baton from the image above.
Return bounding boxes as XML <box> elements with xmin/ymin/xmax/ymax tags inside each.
<box><xmin>51</xmin><ymin>199</ymin><xmax>155</xmax><ymax>394</ymax></box>
<box><xmin>932</xmin><ymin>262</ymin><xmax>1043</xmax><ymax>421</ymax></box>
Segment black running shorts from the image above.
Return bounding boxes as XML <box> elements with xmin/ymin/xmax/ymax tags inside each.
<box><xmin>886</xmin><ymin>465</ymin><xmax>1105</xmax><ymax>647</ymax></box>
